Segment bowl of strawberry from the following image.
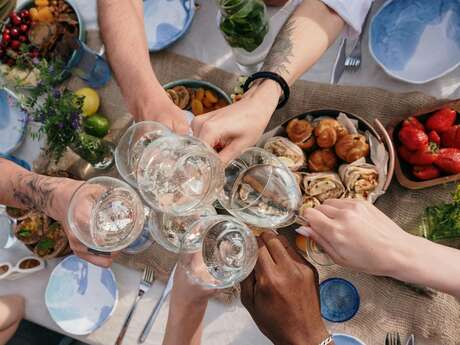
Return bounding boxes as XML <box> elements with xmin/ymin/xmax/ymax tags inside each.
<box><xmin>390</xmin><ymin>107</ymin><xmax>460</xmax><ymax>189</ymax></box>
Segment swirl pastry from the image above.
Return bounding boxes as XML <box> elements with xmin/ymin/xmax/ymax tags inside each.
<box><xmin>264</xmin><ymin>136</ymin><xmax>306</xmax><ymax>171</ymax></box>
<box><xmin>302</xmin><ymin>172</ymin><xmax>345</xmax><ymax>202</ymax></box>
<box><xmin>339</xmin><ymin>163</ymin><xmax>379</xmax><ymax>200</ymax></box>
<box><xmin>299</xmin><ymin>195</ymin><xmax>321</xmax><ymax>214</ymax></box>
<box><xmin>286</xmin><ymin>118</ymin><xmax>315</xmax><ymax>150</ymax></box>
<box><xmin>335</xmin><ymin>134</ymin><xmax>370</xmax><ymax>163</ymax></box>
<box><xmin>308</xmin><ymin>149</ymin><xmax>338</xmax><ymax>172</ymax></box>
<box><xmin>314</xmin><ymin>119</ymin><xmax>348</xmax><ymax>148</ymax></box>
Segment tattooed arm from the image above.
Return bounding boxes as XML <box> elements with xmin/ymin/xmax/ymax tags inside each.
<box><xmin>192</xmin><ymin>0</ymin><xmax>344</xmax><ymax>162</ymax></box>
<box><xmin>0</xmin><ymin>158</ymin><xmax>113</xmax><ymax>267</ymax></box>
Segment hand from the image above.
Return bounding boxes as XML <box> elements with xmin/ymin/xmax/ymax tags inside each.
<box><xmin>192</xmin><ymin>80</ymin><xmax>280</xmax><ymax>163</ymax></box>
<box><xmin>299</xmin><ymin>199</ymin><xmax>411</xmax><ymax>276</ymax></box>
<box><xmin>241</xmin><ymin>232</ymin><xmax>330</xmax><ymax>345</ymax></box>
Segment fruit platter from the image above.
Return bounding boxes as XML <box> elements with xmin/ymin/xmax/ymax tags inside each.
<box><xmin>258</xmin><ymin>110</ymin><xmax>394</xmax><ymax>211</ymax></box>
<box><xmin>389</xmin><ymin>107</ymin><xmax>460</xmax><ymax>189</ymax></box>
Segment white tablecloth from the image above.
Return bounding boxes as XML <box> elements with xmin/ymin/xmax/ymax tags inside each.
<box><xmin>3</xmin><ymin>1</ymin><xmax>458</xmax><ymax>344</ymax></box>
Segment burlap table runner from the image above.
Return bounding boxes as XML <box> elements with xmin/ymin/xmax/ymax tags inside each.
<box><xmin>41</xmin><ymin>31</ymin><xmax>460</xmax><ymax>344</ymax></box>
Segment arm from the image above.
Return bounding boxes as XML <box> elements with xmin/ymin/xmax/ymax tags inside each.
<box><xmin>192</xmin><ymin>0</ymin><xmax>344</xmax><ymax>162</ymax></box>
<box><xmin>0</xmin><ymin>158</ymin><xmax>112</xmax><ymax>267</ymax></box>
<box><xmin>0</xmin><ymin>295</ymin><xmax>24</xmax><ymax>345</ymax></box>
<box><xmin>97</xmin><ymin>0</ymin><xmax>189</xmax><ymax>134</ymax></box>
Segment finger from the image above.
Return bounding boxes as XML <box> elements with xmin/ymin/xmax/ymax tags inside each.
<box><xmin>174</xmin><ymin>119</ymin><xmax>191</xmax><ymax>135</ymax></box>
<box><xmin>217</xmin><ymin>140</ymin><xmax>247</xmax><ymax>164</ymax></box>
<box><xmin>260</xmin><ymin>232</ymin><xmax>289</xmax><ymax>266</ymax></box>
<box><xmin>314</xmin><ymin>204</ymin><xmax>342</xmax><ymax>219</ymax></box>
<box><xmin>302</xmin><ymin>208</ymin><xmax>336</xmax><ymax>235</ymax></box>
<box><xmin>277</xmin><ymin>235</ymin><xmax>304</xmax><ymax>265</ymax></box>
<box><xmin>323</xmin><ymin>198</ymin><xmax>360</xmax><ymax>208</ymax></box>
<box><xmin>254</xmin><ymin>237</ymin><xmax>274</xmax><ymax>277</ymax></box>
<box><xmin>191</xmin><ymin>113</ymin><xmax>212</xmax><ymax>138</ymax></box>
<box><xmin>240</xmin><ymin>271</ymin><xmax>255</xmax><ymax>312</ymax></box>
<box><xmin>294</xmin><ymin>227</ymin><xmax>337</xmax><ymax>263</ymax></box>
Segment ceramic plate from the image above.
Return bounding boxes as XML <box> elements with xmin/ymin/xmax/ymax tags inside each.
<box><xmin>333</xmin><ymin>333</ymin><xmax>366</xmax><ymax>345</ymax></box>
<box><xmin>45</xmin><ymin>255</ymin><xmax>118</xmax><ymax>335</ymax></box>
<box><xmin>369</xmin><ymin>0</ymin><xmax>460</xmax><ymax>84</ymax></box>
<box><xmin>143</xmin><ymin>0</ymin><xmax>196</xmax><ymax>52</ymax></box>
<box><xmin>0</xmin><ymin>89</ymin><xmax>27</xmax><ymax>155</ymax></box>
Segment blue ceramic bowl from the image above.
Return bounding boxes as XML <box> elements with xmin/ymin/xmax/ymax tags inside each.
<box><xmin>320</xmin><ymin>277</ymin><xmax>360</xmax><ymax>323</ymax></box>
<box><xmin>369</xmin><ymin>0</ymin><xmax>460</xmax><ymax>84</ymax></box>
<box><xmin>333</xmin><ymin>333</ymin><xmax>366</xmax><ymax>345</ymax></box>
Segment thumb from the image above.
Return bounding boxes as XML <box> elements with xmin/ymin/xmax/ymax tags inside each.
<box><xmin>218</xmin><ymin>139</ymin><xmax>247</xmax><ymax>164</ymax></box>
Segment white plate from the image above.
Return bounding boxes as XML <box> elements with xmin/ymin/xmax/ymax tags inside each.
<box><xmin>333</xmin><ymin>333</ymin><xmax>366</xmax><ymax>345</ymax></box>
<box><xmin>45</xmin><ymin>255</ymin><xmax>118</xmax><ymax>335</ymax></box>
<box><xmin>0</xmin><ymin>89</ymin><xmax>27</xmax><ymax>154</ymax></box>
<box><xmin>369</xmin><ymin>0</ymin><xmax>460</xmax><ymax>84</ymax></box>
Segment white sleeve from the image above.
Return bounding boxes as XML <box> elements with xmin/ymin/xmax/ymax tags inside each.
<box><xmin>319</xmin><ymin>0</ymin><xmax>374</xmax><ymax>38</ymax></box>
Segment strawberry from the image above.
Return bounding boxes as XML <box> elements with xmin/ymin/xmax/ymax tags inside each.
<box><xmin>425</xmin><ymin>108</ymin><xmax>456</xmax><ymax>133</ymax></box>
<box><xmin>398</xmin><ymin>146</ymin><xmax>414</xmax><ymax>164</ymax></box>
<box><xmin>434</xmin><ymin>148</ymin><xmax>460</xmax><ymax>174</ymax></box>
<box><xmin>412</xmin><ymin>165</ymin><xmax>441</xmax><ymax>180</ymax></box>
<box><xmin>428</xmin><ymin>130</ymin><xmax>441</xmax><ymax>146</ymax></box>
<box><xmin>402</xmin><ymin>116</ymin><xmax>424</xmax><ymax>131</ymax></box>
<box><xmin>441</xmin><ymin>125</ymin><xmax>460</xmax><ymax>149</ymax></box>
<box><xmin>398</xmin><ymin>126</ymin><xmax>428</xmax><ymax>151</ymax></box>
<box><xmin>410</xmin><ymin>143</ymin><xmax>439</xmax><ymax>165</ymax></box>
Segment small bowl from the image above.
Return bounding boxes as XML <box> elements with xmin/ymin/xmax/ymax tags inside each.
<box><xmin>163</xmin><ymin>79</ymin><xmax>232</xmax><ymax>105</ymax></box>
<box><xmin>387</xmin><ymin>108</ymin><xmax>460</xmax><ymax>190</ymax></box>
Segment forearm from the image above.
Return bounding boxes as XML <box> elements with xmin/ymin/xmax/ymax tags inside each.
<box><xmin>98</xmin><ymin>0</ymin><xmax>171</xmax><ymax>121</ymax></box>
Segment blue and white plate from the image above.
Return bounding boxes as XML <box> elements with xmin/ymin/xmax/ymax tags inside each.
<box><xmin>369</xmin><ymin>0</ymin><xmax>460</xmax><ymax>84</ymax></box>
<box><xmin>0</xmin><ymin>89</ymin><xmax>27</xmax><ymax>154</ymax></box>
<box><xmin>144</xmin><ymin>0</ymin><xmax>196</xmax><ymax>52</ymax></box>
<box><xmin>333</xmin><ymin>333</ymin><xmax>366</xmax><ymax>345</ymax></box>
<box><xmin>45</xmin><ymin>255</ymin><xmax>118</xmax><ymax>335</ymax></box>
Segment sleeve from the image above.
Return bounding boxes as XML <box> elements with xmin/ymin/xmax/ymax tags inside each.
<box><xmin>319</xmin><ymin>0</ymin><xmax>374</xmax><ymax>38</ymax></box>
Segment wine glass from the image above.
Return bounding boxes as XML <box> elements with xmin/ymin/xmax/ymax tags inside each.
<box><xmin>219</xmin><ymin>147</ymin><xmax>334</xmax><ymax>266</ymax></box>
<box><xmin>122</xmin><ymin>206</ymin><xmax>155</xmax><ymax>255</ymax></box>
<box><xmin>115</xmin><ymin>121</ymin><xmax>172</xmax><ymax>187</ymax></box>
<box><xmin>67</xmin><ymin>176</ymin><xmax>145</xmax><ymax>253</ymax></box>
<box><xmin>136</xmin><ymin>135</ymin><xmax>224</xmax><ymax>215</ymax></box>
<box><xmin>149</xmin><ymin>207</ymin><xmax>217</xmax><ymax>253</ymax></box>
<box><xmin>178</xmin><ymin>215</ymin><xmax>258</xmax><ymax>289</ymax></box>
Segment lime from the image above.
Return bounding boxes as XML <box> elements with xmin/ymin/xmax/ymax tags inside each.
<box><xmin>83</xmin><ymin>114</ymin><xmax>110</xmax><ymax>138</ymax></box>
<box><xmin>75</xmin><ymin>87</ymin><xmax>100</xmax><ymax>117</ymax></box>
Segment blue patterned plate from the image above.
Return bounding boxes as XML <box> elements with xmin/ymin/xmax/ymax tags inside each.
<box><xmin>333</xmin><ymin>333</ymin><xmax>366</xmax><ymax>345</ymax></box>
<box><xmin>369</xmin><ymin>0</ymin><xmax>460</xmax><ymax>84</ymax></box>
<box><xmin>45</xmin><ymin>255</ymin><xmax>118</xmax><ymax>335</ymax></box>
<box><xmin>0</xmin><ymin>89</ymin><xmax>27</xmax><ymax>155</ymax></box>
<box><xmin>143</xmin><ymin>0</ymin><xmax>196</xmax><ymax>52</ymax></box>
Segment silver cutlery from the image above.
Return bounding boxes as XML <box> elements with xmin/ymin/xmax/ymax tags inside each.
<box><xmin>386</xmin><ymin>332</ymin><xmax>402</xmax><ymax>345</ymax></box>
<box><xmin>330</xmin><ymin>37</ymin><xmax>347</xmax><ymax>84</ymax></box>
<box><xmin>138</xmin><ymin>264</ymin><xmax>177</xmax><ymax>344</ymax></box>
<box><xmin>115</xmin><ymin>266</ymin><xmax>156</xmax><ymax>345</ymax></box>
<box><xmin>405</xmin><ymin>334</ymin><xmax>415</xmax><ymax>345</ymax></box>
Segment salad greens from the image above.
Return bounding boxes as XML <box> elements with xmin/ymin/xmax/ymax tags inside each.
<box><xmin>219</xmin><ymin>0</ymin><xmax>268</xmax><ymax>52</ymax></box>
<box><xmin>421</xmin><ymin>184</ymin><xmax>460</xmax><ymax>242</ymax></box>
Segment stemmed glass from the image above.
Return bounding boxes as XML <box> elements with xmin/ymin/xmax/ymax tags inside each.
<box><xmin>67</xmin><ymin>176</ymin><xmax>145</xmax><ymax>253</ymax></box>
<box><xmin>218</xmin><ymin>147</ymin><xmax>334</xmax><ymax>266</ymax></box>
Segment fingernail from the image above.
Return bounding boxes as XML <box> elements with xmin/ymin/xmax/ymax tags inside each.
<box><xmin>295</xmin><ymin>226</ymin><xmax>312</xmax><ymax>237</ymax></box>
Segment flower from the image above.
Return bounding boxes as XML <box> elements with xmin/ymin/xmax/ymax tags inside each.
<box><xmin>52</xmin><ymin>89</ymin><xmax>61</xmax><ymax>98</ymax></box>
<box><xmin>71</xmin><ymin>112</ymin><xmax>80</xmax><ymax>130</ymax></box>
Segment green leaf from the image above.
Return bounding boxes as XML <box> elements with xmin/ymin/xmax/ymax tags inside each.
<box><xmin>37</xmin><ymin>238</ymin><xmax>55</xmax><ymax>250</ymax></box>
<box><xmin>18</xmin><ymin>229</ymin><xmax>32</xmax><ymax>237</ymax></box>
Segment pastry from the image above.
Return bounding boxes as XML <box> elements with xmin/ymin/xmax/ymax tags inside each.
<box><xmin>314</xmin><ymin>119</ymin><xmax>348</xmax><ymax>148</ymax></box>
<box><xmin>302</xmin><ymin>172</ymin><xmax>345</xmax><ymax>202</ymax></box>
<box><xmin>299</xmin><ymin>195</ymin><xmax>321</xmax><ymax>214</ymax></box>
<box><xmin>335</xmin><ymin>134</ymin><xmax>370</xmax><ymax>163</ymax></box>
<box><xmin>339</xmin><ymin>163</ymin><xmax>379</xmax><ymax>200</ymax></box>
<box><xmin>264</xmin><ymin>136</ymin><xmax>306</xmax><ymax>171</ymax></box>
<box><xmin>172</xmin><ymin>86</ymin><xmax>191</xmax><ymax>109</ymax></box>
<box><xmin>286</xmin><ymin>118</ymin><xmax>315</xmax><ymax>150</ymax></box>
<box><xmin>308</xmin><ymin>149</ymin><xmax>338</xmax><ymax>172</ymax></box>
<box><xmin>15</xmin><ymin>213</ymin><xmax>45</xmax><ymax>245</ymax></box>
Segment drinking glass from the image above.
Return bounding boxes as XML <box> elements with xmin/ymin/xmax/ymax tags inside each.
<box><xmin>67</xmin><ymin>176</ymin><xmax>145</xmax><ymax>253</ymax></box>
<box><xmin>122</xmin><ymin>206</ymin><xmax>155</xmax><ymax>255</ymax></box>
<box><xmin>115</xmin><ymin>121</ymin><xmax>172</xmax><ymax>187</ymax></box>
<box><xmin>178</xmin><ymin>215</ymin><xmax>258</xmax><ymax>289</ymax></box>
<box><xmin>149</xmin><ymin>207</ymin><xmax>217</xmax><ymax>253</ymax></box>
<box><xmin>137</xmin><ymin>135</ymin><xmax>224</xmax><ymax>215</ymax></box>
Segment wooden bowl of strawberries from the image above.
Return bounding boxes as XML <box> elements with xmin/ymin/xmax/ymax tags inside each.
<box><xmin>388</xmin><ymin>107</ymin><xmax>460</xmax><ymax>189</ymax></box>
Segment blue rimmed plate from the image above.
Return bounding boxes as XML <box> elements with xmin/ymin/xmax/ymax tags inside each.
<box><xmin>143</xmin><ymin>0</ymin><xmax>196</xmax><ymax>52</ymax></box>
<box><xmin>0</xmin><ymin>89</ymin><xmax>27</xmax><ymax>155</ymax></box>
<box><xmin>369</xmin><ymin>0</ymin><xmax>460</xmax><ymax>84</ymax></box>
<box><xmin>333</xmin><ymin>333</ymin><xmax>366</xmax><ymax>345</ymax></box>
<box><xmin>45</xmin><ymin>255</ymin><xmax>118</xmax><ymax>335</ymax></box>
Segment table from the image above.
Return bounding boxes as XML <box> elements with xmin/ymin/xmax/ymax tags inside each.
<box><xmin>3</xmin><ymin>0</ymin><xmax>459</xmax><ymax>344</ymax></box>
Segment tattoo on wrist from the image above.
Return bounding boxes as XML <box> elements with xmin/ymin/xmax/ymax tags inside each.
<box><xmin>12</xmin><ymin>174</ymin><xmax>58</xmax><ymax>213</ymax></box>
<box><xmin>262</xmin><ymin>18</ymin><xmax>295</xmax><ymax>78</ymax></box>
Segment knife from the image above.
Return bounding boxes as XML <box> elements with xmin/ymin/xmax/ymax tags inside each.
<box><xmin>406</xmin><ymin>334</ymin><xmax>415</xmax><ymax>345</ymax></box>
<box><xmin>330</xmin><ymin>37</ymin><xmax>347</xmax><ymax>84</ymax></box>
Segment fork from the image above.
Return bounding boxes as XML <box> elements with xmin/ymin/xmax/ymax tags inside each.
<box><xmin>385</xmin><ymin>332</ymin><xmax>402</xmax><ymax>345</ymax></box>
<box><xmin>344</xmin><ymin>4</ymin><xmax>374</xmax><ymax>71</ymax></box>
<box><xmin>115</xmin><ymin>266</ymin><xmax>155</xmax><ymax>345</ymax></box>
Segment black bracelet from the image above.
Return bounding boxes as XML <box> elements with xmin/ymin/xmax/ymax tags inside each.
<box><xmin>242</xmin><ymin>71</ymin><xmax>290</xmax><ymax>109</ymax></box>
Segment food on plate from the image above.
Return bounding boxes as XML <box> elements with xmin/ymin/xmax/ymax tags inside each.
<box><xmin>425</xmin><ymin>108</ymin><xmax>456</xmax><ymax>133</ymax></box>
<box><xmin>402</xmin><ymin>116</ymin><xmax>424</xmax><ymax>131</ymax></box>
<box><xmin>264</xmin><ymin>136</ymin><xmax>305</xmax><ymax>171</ymax></box>
<box><xmin>335</xmin><ymin>134</ymin><xmax>370</xmax><ymax>163</ymax></box>
<box><xmin>6</xmin><ymin>206</ymin><xmax>32</xmax><ymax>220</ymax></box>
<box><xmin>434</xmin><ymin>148</ymin><xmax>460</xmax><ymax>174</ymax></box>
<box><xmin>302</xmin><ymin>172</ymin><xmax>345</xmax><ymax>202</ymax></box>
<box><xmin>428</xmin><ymin>131</ymin><xmax>441</xmax><ymax>146</ymax></box>
<box><xmin>75</xmin><ymin>87</ymin><xmax>100</xmax><ymax>117</ymax></box>
<box><xmin>410</xmin><ymin>144</ymin><xmax>439</xmax><ymax>166</ymax></box>
<box><xmin>172</xmin><ymin>86</ymin><xmax>190</xmax><ymax>109</ymax></box>
<box><xmin>299</xmin><ymin>195</ymin><xmax>320</xmax><ymax>213</ymax></box>
<box><xmin>339</xmin><ymin>162</ymin><xmax>379</xmax><ymax>200</ymax></box>
<box><xmin>293</xmin><ymin>172</ymin><xmax>302</xmax><ymax>187</ymax></box>
<box><xmin>14</xmin><ymin>213</ymin><xmax>45</xmax><ymax>245</ymax></box>
<box><xmin>314</xmin><ymin>119</ymin><xmax>348</xmax><ymax>148</ymax></box>
<box><xmin>286</xmin><ymin>118</ymin><xmax>315</xmax><ymax>150</ymax></box>
<box><xmin>412</xmin><ymin>165</ymin><xmax>441</xmax><ymax>180</ymax></box>
<box><xmin>441</xmin><ymin>125</ymin><xmax>460</xmax><ymax>149</ymax></box>
<box><xmin>308</xmin><ymin>148</ymin><xmax>337</xmax><ymax>172</ymax></box>
<box><xmin>165</xmin><ymin>85</ymin><xmax>229</xmax><ymax>115</ymax></box>
<box><xmin>398</xmin><ymin>125</ymin><xmax>429</xmax><ymax>151</ymax></box>
<box><xmin>33</xmin><ymin>221</ymin><xmax>68</xmax><ymax>259</ymax></box>
<box><xmin>83</xmin><ymin>113</ymin><xmax>110</xmax><ymax>138</ymax></box>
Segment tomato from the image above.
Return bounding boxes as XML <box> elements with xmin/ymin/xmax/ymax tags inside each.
<box><xmin>425</xmin><ymin>108</ymin><xmax>457</xmax><ymax>133</ymax></box>
<box><xmin>403</xmin><ymin>116</ymin><xmax>424</xmax><ymax>131</ymax></box>
<box><xmin>412</xmin><ymin>165</ymin><xmax>441</xmax><ymax>180</ymax></box>
<box><xmin>441</xmin><ymin>125</ymin><xmax>460</xmax><ymax>149</ymax></box>
<box><xmin>434</xmin><ymin>148</ymin><xmax>460</xmax><ymax>174</ymax></box>
<box><xmin>398</xmin><ymin>126</ymin><xmax>428</xmax><ymax>151</ymax></box>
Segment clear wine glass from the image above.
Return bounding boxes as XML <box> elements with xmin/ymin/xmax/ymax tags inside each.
<box><xmin>149</xmin><ymin>207</ymin><xmax>217</xmax><ymax>253</ymax></box>
<box><xmin>67</xmin><ymin>176</ymin><xmax>145</xmax><ymax>253</ymax></box>
<box><xmin>136</xmin><ymin>135</ymin><xmax>224</xmax><ymax>215</ymax></box>
<box><xmin>122</xmin><ymin>206</ymin><xmax>155</xmax><ymax>255</ymax></box>
<box><xmin>178</xmin><ymin>215</ymin><xmax>258</xmax><ymax>289</ymax></box>
<box><xmin>115</xmin><ymin>121</ymin><xmax>171</xmax><ymax>188</ymax></box>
